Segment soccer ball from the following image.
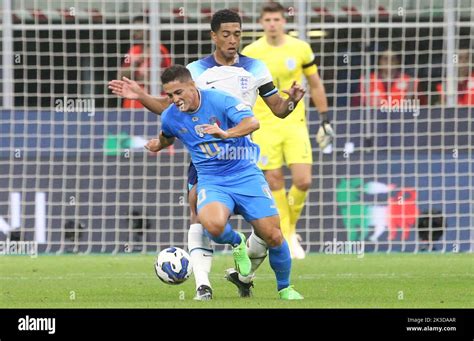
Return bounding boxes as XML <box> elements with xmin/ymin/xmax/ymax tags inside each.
<box><xmin>155</xmin><ymin>247</ymin><xmax>192</xmax><ymax>285</ymax></box>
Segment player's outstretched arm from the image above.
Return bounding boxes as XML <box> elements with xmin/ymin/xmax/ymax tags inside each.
<box><xmin>108</xmin><ymin>77</ymin><xmax>171</xmax><ymax>115</ymax></box>
<box><xmin>144</xmin><ymin>132</ymin><xmax>175</xmax><ymax>153</ymax></box>
<box><xmin>262</xmin><ymin>81</ymin><xmax>306</xmax><ymax>119</ymax></box>
<box><xmin>202</xmin><ymin>117</ymin><xmax>260</xmax><ymax>139</ymax></box>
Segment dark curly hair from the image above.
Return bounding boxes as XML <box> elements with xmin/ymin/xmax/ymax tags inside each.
<box><xmin>210</xmin><ymin>9</ymin><xmax>242</xmax><ymax>33</ymax></box>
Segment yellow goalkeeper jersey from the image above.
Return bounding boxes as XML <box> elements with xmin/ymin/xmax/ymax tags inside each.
<box><xmin>242</xmin><ymin>34</ymin><xmax>317</xmax><ymax>127</ymax></box>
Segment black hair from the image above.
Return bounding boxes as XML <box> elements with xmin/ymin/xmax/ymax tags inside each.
<box><xmin>161</xmin><ymin>65</ymin><xmax>192</xmax><ymax>85</ymax></box>
<box><xmin>210</xmin><ymin>9</ymin><xmax>242</xmax><ymax>32</ymax></box>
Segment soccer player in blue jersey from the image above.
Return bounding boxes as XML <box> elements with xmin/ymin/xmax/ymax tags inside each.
<box><xmin>109</xmin><ymin>9</ymin><xmax>305</xmax><ymax>300</ymax></box>
<box><xmin>145</xmin><ymin>65</ymin><xmax>303</xmax><ymax>300</ymax></box>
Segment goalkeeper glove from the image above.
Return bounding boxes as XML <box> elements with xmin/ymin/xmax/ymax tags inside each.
<box><xmin>316</xmin><ymin>120</ymin><xmax>334</xmax><ymax>150</ymax></box>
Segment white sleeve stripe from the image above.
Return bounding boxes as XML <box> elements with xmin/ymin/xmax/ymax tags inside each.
<box><xmin>261</xmin><ymin>88</ymin><xmax>278</xmax><ymax>98</ymax></box>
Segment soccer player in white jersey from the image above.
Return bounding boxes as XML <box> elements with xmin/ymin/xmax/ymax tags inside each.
<box><xmin>108</xmin><ymin>9</ymin><xmax>305</xmax><ymax>300</ymax></box>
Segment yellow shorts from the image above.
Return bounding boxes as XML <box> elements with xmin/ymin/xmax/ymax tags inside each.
<box><xmin>253</xmin><ymin>124</ymin><xmax>313</xmax><ymax>170</ymax></box>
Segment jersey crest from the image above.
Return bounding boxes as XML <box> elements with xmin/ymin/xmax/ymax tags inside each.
<box><xmin>286</xmin><ymin>58</ymin><xmax>297</xmax><ymax>71</ymax></box>
<box><xmin>238</xmin><ymin>76</ymin><xmax>251</xmax><ymax>91</ymax></box>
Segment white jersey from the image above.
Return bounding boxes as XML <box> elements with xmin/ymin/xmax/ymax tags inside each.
<box><xmin>186</xmin><ymin>54</ymin><xmax>277</xmax><ymax>107</ymax></box>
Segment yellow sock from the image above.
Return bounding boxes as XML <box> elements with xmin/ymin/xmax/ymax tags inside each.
<box><xmin>272</xmin><ymin>188</ymin><xmax>291</xmax><ymax>240</ymax></box>
<box><xmin>287</xmin><ymin>185</ymin><xmax>308</xmax><ymax>235</ymax></box>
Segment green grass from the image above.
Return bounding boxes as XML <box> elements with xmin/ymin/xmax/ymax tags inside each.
<box><xmin>0</xmin><ymin>253</ymin><xmax>472</xmax><ymax>308</ymax></box>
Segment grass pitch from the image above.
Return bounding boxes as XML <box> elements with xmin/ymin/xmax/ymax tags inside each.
<box><xmin>0</xmin><ymin>253</ymin><xmax>472</xmax><ymax>308</ymax></box>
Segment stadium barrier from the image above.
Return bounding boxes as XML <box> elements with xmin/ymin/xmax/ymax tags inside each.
<box><xmin>0</xmin><ymin>107</ymin><xmax>471</xmax><ymax>253</ymax></box>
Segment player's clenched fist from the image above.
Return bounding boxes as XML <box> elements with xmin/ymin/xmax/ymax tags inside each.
<box><xmin>145</xmin><ymin>138</ymin><xmax>161</xmax><ymax>152</ymax></box>
<box><xmin>202</xmin><ymin>123</ymin><xmax>229</xmax><ymax>139</ymax></box>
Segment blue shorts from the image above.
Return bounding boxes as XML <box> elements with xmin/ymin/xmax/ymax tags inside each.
<box><xmin>196</xmin><ymin>170</ymin><xmax>278</xmax><ymax>222</ymax></box>
<box><xmin>187</xmin><ymin>162</ymin><xmax>198</xmax><ymax>192</ymax></box>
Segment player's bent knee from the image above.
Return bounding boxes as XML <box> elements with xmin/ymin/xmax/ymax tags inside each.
<box><xmin>262</xmin><ymin>230</ymin><xmax>284</xmax><ymax>248</ymax></box>
<box><xmin>265</xmin><ymin>171</ymin><xmax>285</xmax><ymax>191</ymax></box>
<box><xmin>199</xmin><ymin>220</ymin><xmax>225</xmax><ymax>238</ymax></box>
<box><xmin>267</xmin><ymin>178</ymin><xmax>284</xmax><ymax>191</ymax></box>
<box><xmin>293</xmin><ymin>178</ymin><xmax>312</xmax><ymax>191</ymax></box>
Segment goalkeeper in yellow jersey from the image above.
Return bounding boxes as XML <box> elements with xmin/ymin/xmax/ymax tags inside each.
<box><xmin>242</xmin><ymin>2</ymin><xmax>333</xmax><ymax>259</ymax></box>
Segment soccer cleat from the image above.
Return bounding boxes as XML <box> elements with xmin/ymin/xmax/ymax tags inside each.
<box><xmin>193</xmin><ymin>285</ymin><xmax>213</xmax><ymax>301</ymax></box>
<box><xmin>232</xmin><ymin>232</ymin><xmax>251</xmax><ymax>276</ymax></box>
<box><xmin>224</xmin><ymin>268</ymin><xmax>254</xmax><ymax>298</ymax></box>
<box><xmin>278</xmin><ymin>285</ymin><xmax>304</xmax><ymax>300</ymax></box>
<box><xmin>289</xmin><ymin>234</ymin><xmax>306</xmax><ymax>260</ymax></box>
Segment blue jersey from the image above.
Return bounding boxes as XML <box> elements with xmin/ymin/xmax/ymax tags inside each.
<box><xmin>187</xmin><ymin>54</ymin><xmax>277</xmax><ymax>107</ymax></box>
<box><xmin>184</xmin><ymin>54</ymin><xmax>277</xmax><ymax>189</ymax></box>
<box><xmin>161</xmin><ymin>88</ymin><xmax>261</xmax><ymax>181</ymax></box>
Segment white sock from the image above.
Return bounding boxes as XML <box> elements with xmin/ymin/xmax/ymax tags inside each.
<box><xmin>188</xmin><ymin>223</ymin><xmax>213</xmax><ymax>289</ymax></box>
<box><xmin>238</xmin><ymin>231</ymin><xmax>268</xmax><ymax>283</ymax></box>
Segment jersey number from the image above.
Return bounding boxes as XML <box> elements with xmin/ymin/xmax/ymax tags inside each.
<box><xmin>199</xmin><ymin>142</ymin><xmax>221</xmax><ymax>158</ymax></box>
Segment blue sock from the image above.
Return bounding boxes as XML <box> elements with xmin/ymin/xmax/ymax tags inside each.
<box><xmin>268</xmin><ymin>240</ymin><xmax>292</xmax><ymax>291</ymax></box>
<box><xmin>204</xmin><ymin>223</ymin><xmax>241</xmax><ymax>247</ymax></box>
